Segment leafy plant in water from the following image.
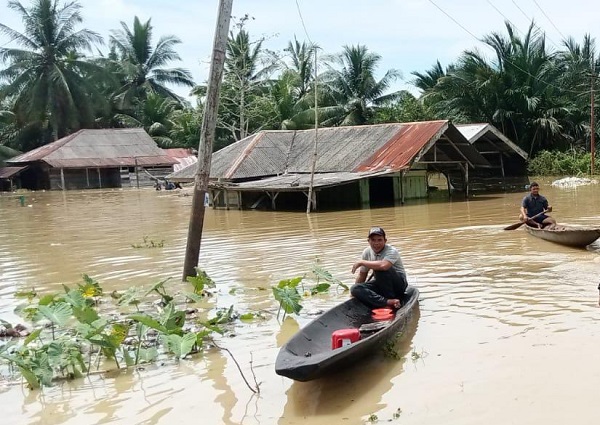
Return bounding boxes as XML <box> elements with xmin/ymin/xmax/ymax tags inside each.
<box><xmin>185</xmin><ymin>267</ymin><xmax>216</xmax><ymax>302</ymax></box>
<box><xmin>312</xmin><ymin>263</ymin><xmax>349</xmax><ymax>291</ymax></box>
<box><xmin>0</xmin><ymin>269</ymin><xmax>231</xmax><ymax>388</ymax></box>
<box><xmin>272</xmin><ymin>277</ymin><xmax>303</xmax><ymax>319</ymax></box>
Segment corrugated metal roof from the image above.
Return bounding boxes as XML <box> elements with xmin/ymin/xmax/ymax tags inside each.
<box><xmin>168</xmin><ymin>121</ymin><xmax>491</xmax><ymax>182</ymax></box>
<box><xmin>7</xmin><ymin>128</ymin><xmax>177</xmax><ymax>168</ymax></box>
<box><xmin>457</xmin><ymin>123</ymin><xmax>528</xmax><ymax>160</ymax></box>
<box><xmin>211</xmin><ymin>170</ymin><xmax>393</xmax><ymax>192</ymax></box>
<box><xmin>356</xmin><ymin>121</ymin><xmax>447</xmax><ymax>172</ymax></box>
<box><xmin>0</xmin><ymin>166</ymin><xmax>28</xmax><ymax>179</ymax></box>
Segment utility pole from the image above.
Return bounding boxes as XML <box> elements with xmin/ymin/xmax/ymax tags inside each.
<box><xmin>182</xmin><ymin>0</ymin><xmax>233</xmax><ymax>280</ymax></box>
<box><xmin>306</xmin><ymin>47</ymin><xmax>318</xmax><ymax>213</ymax></box>
<box><xmin>592</xmin><ymin>73</ymin><xmax>596</xmax><ymax>175</ymax></box>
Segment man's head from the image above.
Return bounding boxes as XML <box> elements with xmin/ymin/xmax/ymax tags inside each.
<box><xmin>368</xmin><ymin>226</ymin><xmax>386</xmax><ymax>238</ymax></box>
<box><xmin>530</xmin><ymin>181</ymin><xmax>540</xmax><ymax>195</ymax></box>
<box><xmin>367</xmin><ymin>227</ymin><xmax>387</xmax><ymax>253</ymax></box>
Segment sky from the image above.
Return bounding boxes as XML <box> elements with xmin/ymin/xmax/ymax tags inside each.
<box><xmin>1</xmin><ymin>0</ymin><xmax>599</xmax><ymax>99</ymax></box>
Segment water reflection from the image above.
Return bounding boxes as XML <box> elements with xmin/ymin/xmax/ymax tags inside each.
<box><xmin>279</xmin><ymin>307</ymin><xmax>420</xmax><ymax>425</ymax></box>
<box><xmin>1</xmin><ymin>179</ymin><xmax>600</xmax><ymax>424</ymax></box>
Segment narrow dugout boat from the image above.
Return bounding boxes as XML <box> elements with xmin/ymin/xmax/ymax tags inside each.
<box><xmin>275</xmin><ymin>286</ymin><xmax>419</xmax><ymax>382</ymax></box>
<box><xmin>524</xmin><ymin>224</ymin><xmax>600</xmax><ymax>247</ymax></box>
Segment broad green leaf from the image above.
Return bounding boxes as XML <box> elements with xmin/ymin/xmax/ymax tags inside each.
<box><xmin>277</xmin><ymin>276</ymin><xmax>303</xmax><ymax>289</ymax></box>
<box><xmin>62</xmin><ymin>289</ymin><xmax>86</xmax><ymax>309</ymax></box>
<box><xmin>200</xmin><ymin>323</ymin><xmax>225</xmax><ymax>335</ymax></box>
<box><xmin>72</xmin><ymin>306</ymin><xmax>100</xmax><ymax>325</ymax></box>
<box><xmin>129</xmin><ymin>314</ymin><xmax>168</xmax><ymax>334</ymax></box>
<box><xmin>19</xmin><ymin>366</ymin><xmax>40</xmax><ymax>389</ymax></box>
<box><xmin>273</xmin><ymin>286</ymin><xmax>302</xmax><ymax>315</ymax></box>
<box><xmin>145</xmin><ymin>277</ymin><xmax>172</xmax><ymax>297</ymax></box>
<box><xmin>24</xmin><ymin>329</ymin><xmax>42</xmax><ymax>346</ymax></box>
<box><xmin>122</xmin><ymin>348</ymin><xmax>134</xmax><ymax>367</ymax></box>
<box><xmin>47</xmin><ymin>341</ymin><xmax>63</xmax><ymax>365</ymax></box>
<box><xmin>183</xmin><ymin>292</ymin><xmax>204</xmax><ymax>303</ymax></box>
<box><xmin>159</xmin><ymin>303</ymin><xmax>185</xmax><ymax>333</ymax></box>
<box><xmin>36</xmin><ymin>303</ymin><xmax>72</xmax><ymax>327</ymax></box>
<box><xmin>14</xmin><ymin>304</ymin><xmax>38</xmax><ymax>321</ymax></box>
<box><xmin>239</xmin><ymin>313</ymin><xmax>255</xmax><ymax>321</ymax></box>
<box><xmin>311</xmin><ymin>283</ymin><xmax>331</xmax><ymax>295</ymax></box>
<box><xmin>38</xmin><ymin>294</ymin><xmax>56</xmax><ymax>306</ymax></box>
<box><xmin>163</xmin><ymin>332</ymin><xmax>197</xmax><ymax>358</ymax></box>
<box><xmin>312</xmin><ymin>265</ymin><xmax>349</xmax><ymax>290</ymax></box>
<box><xmin>138</xmin><ymin>347</ymin><xmax>159</xmax><ymax>363</ymax></box>
<box><xmin>117</xmin><ymin>286</ymin><xmax>143</xmax><ymax>307</ymax></box>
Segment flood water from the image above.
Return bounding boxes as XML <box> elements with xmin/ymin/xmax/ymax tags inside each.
<box><xmin>1</xmin><ymin>179</ymin><xmax>599</xmax><ymax>425</ymax></box>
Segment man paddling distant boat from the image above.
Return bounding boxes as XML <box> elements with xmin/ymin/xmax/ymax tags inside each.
<box><xmin>519</xmin><ymin>182</ymin><xmax>556</xmax><ymax>229</ymax></box>
<box><xmin>351</xmin><ymin>227</ymin><xmax>408</xmax><ymax>309</ymax></box>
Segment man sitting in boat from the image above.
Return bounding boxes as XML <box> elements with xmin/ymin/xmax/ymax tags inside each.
<box><xmin>350</xmin><ymin>227</ymin><xmax>408</xmax><ymax>309</ymax></box>
<box><xmin>519</xmin><ymin>182</ymin><xmax>556</xmax><ymax>228</ymax></box>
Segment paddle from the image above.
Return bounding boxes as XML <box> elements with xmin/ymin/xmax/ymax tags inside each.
<box><xmin>504</xmin><ymin>209</ymin><xmax>548</xmax><ymax>231</ymax></box>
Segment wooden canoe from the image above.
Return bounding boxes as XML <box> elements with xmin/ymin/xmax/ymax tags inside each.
<box><xmin>524</xmin><ymin>224</ymin><xmax>600</xmax><ymax>247</ymax></box>
<box><xmin>275</xmin><ymin>286</ymin><xmax>419</xmax><ymax>382</ymax></box>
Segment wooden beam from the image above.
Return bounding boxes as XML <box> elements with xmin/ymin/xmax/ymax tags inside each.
<box><xmin>445</xmin><ymin>139</ymin><xmax>475</xmax><ymax>169</ymax></box>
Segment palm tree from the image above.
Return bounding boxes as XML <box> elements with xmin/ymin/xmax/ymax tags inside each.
<box><xmin>284</xmin><ymin>37</ymin><xmax>317</xmax><ymax>100</ymax></box>
<box><xmin>320</xmin><ymin>44</ymin><xmax>402</xmax><ymax>126</ymax></box>
<box><xmin>109</xmin><ymin>16</ymin><xmax>195</xmax><ymax>110</ymax></box>
<box><xmin>218</xmin><ymin>28</ymin><xmax>275</xmax><ymax>141</ymax></box>
<box><xmin>0</xmin><ymin>0</ymin><xmax>105</xmax><ymax>141</ymax></box>
<box><xmin>114</xmin><ymin>92</ymin><xmax>179</xmax><ymax>147</ymax></box>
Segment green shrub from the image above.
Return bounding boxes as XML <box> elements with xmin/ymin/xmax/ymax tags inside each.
<box><xmin>528</xmin><ymin>149</ymin><xmax>598</xmax><ymax>175</ymax></box>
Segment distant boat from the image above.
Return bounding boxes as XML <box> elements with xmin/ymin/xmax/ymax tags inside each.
<box><xmin>524</xmin><ymin>224</ymin><xmax>600</xmax><ymax>248</ymax></box>
<box><xmin>275</xmin><ymin>286</ymin><xmax>419</xmax><ymax>382</ymax></box>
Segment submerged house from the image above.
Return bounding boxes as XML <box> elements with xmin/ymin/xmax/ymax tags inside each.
<box><xmin>4</xmin><ymin>128</ymin><xmax>177</xmax><ymax>190</ymax></box>
<box><xmin>169</xmin><ymin>120</ymin><xmax>497</xmax><ymax>210</ymax></box>
<box><xmin>456</xmin><ymin>123</ymin><xmax>529</xmax><ymax>191</ymax></box>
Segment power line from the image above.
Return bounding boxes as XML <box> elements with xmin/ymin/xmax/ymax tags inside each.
<box><xmin>510</xmin><ymin>0</ymin><xmax>560</xmax><ymax>48</ymax></box>
<box><xmin>531</xmin><ymin>0</ymin><xmax>567</xmax><ymax>40</ymax></box>
<box><xmin>294</xmin><ymin>0</ymin><xmax>314</xmax><ymax>45</ymax></box>
<box><xmin>486</xmin><ymin>0</ymin><xmax>524</xmax><ymax>36</ymax></box>
<box><xmin>426</xmin><ymin>0</ymin><xmax>587</xmax><ymax>95</ymax></box>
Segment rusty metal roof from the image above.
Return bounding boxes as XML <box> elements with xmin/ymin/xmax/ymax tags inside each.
<box><xmin>168</xmin><ymin>121</ymin><xmax>491</xmax><ymax>182</ymax></box>
<box><xmin>210</xmin><ymin>170</ymin><xmax>393</xmax><ymax>192</ymax></box>
<box><xmin>457</xmin><ymin>123</ymin><xmax>528</xmax><ymax>160</ymax></box>
<box><xmin>0</xmin><ymin>166</ymin><xmax>28</xmax><ymax>179</ymax></box>
<box><xmin>7</xmin><ymin>128</ymin><xmax>177</xmax><ymax>168</ymax></box>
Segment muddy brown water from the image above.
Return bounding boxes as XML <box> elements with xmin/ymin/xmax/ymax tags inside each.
<box><xmin>1</xmin><ymin>179</ymin><xmax>599</xmax><ymax>425</ymax></box>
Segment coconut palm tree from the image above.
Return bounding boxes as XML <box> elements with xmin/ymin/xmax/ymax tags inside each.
<box><xmin>218</xmin><ymin>28</ymin><xmax>276</xmax><ymax>141</ymax></box>
<box><xmin>319</xmin><ymin>44</ymin><xmax>402</xmax><ymax>126</ymax></box>
<box><xmin>0</xmin><ymin>0</ymin><xmax>105</xmax><ymax>141</ymax></box>
<box><xmin>109</xmin><ymin>16</ymin><xmax>195</xmax><ymax>110</ymax></box>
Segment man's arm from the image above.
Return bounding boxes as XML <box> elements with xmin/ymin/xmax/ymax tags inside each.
<box><xmin>352</xmin><ymin>259</ymin><xmax>393</xmax><ymax>275</ymax></box>
<box><xmin>355</xmin><ymin>270</ymin><xmax>368</xmax><ymax>284</ymax></box>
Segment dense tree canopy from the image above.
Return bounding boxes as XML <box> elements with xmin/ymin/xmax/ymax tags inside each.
<box><xmin>0</xmin><ymin>1</ymin><xmax>598</xmax><ymax>169</ymax></box>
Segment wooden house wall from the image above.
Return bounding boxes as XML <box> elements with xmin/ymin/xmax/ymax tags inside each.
<box><xmin>125</xmin><ymin>166</ymin><xmax>174</xmax><ymax>188</ymax></box>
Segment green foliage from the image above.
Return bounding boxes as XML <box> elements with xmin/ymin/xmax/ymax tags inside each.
<box><xmin>0</xmin><ymin>270</ymin><xmax>229</xmax><ymax>389</ymax></box>
<box><xmin>186</xmin><ymin>267</ymin><xmax>216</xmax><ymax>297</ymax></box>
<box><xmin>312</xmin><ymin>263</ymin><xmax>349</xmax><ymax>291</ymax></box>
<box><xmin>528</xmin><ymin>149</ymin><xmax>597</xmax><ymax>175</ymax></box>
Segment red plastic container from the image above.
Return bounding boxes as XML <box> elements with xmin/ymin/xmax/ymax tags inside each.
<box><xmin>331</xmin><ymin>328</ymin><xmax>361</xmax><ymax>349</ymax></box>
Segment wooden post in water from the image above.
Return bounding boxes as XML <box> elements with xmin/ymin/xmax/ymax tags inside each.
<box><xmin>306</xmin><ymin>48</ymin><xmax>318</xmax><ymax>213</ymax></box>
<box><xmin>182</xmin><ymin>0</ymin><xmax>233</xmax><ymax>280</ymax></box>
<box><xmin>591</xmin><ymin>73</ymin><xmax>596</xmax><ymax>174</ymax></box>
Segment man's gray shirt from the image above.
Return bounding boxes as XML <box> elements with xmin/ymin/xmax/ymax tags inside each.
<box><xmin>360</xmin><ymin>244</ymin><xmax>406</xmax><ymax>277</ymax></box>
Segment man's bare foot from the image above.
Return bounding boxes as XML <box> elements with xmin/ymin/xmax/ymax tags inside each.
<box><xmin>386</xmin><ymin>299</ymin><xmax>401</xmax><ymax>309</ymax></box>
